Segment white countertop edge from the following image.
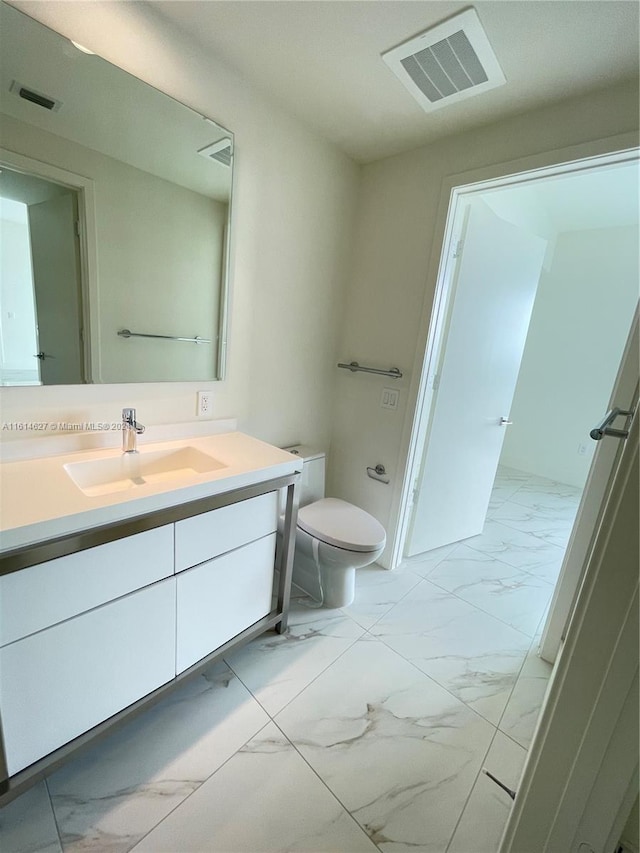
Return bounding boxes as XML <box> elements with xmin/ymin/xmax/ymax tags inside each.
<box><xmin>0</xmin><ymin>459</ymin><xmax>301</xmax><ymax>554</ymax></box>
<box><xmin>0</xmin><ymin>430</ymin><xmax>304</xmax><ymax>554</ymax></box>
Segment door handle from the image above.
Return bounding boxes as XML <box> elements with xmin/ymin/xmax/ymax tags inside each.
<box><xmin>589</xmin><ymin>407</ymin><xmax>634</xmax><ymax>441</ymax></box>
<box><xmin>33</xmin><ymin>351</ymin><xmax>53</xmax><ymax>360</ymax></box>
<box><xmin>500</xmin><ymin>417</ymin><xmax>513</xmax><ymax>426</ymax></box>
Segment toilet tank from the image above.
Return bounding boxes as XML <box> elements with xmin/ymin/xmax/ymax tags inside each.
<box><xmin>283</xmin><ymin>445</ymin><xmax>325</xmax><ymax>507</ymax></box>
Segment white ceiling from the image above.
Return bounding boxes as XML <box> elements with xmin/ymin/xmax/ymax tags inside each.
<box><xmin>152</xmin><ymin>0</ymin><xmax>640</xmax><ymax>163</ymax></box>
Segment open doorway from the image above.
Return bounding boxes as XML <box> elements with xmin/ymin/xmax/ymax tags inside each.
<box><xmin>0</xmin><ymin>161</ymin><xmax>87</xmax><ymax>386</ymax></box>
<box><xmin>405</xmin><ymin>153</ymin><xmax>638</xmax><ymax>557</ymax></box>
<box><xmin>395</xmin><ymin>148</ymin><xmax>638</xmax><ymax>748</ymax></box>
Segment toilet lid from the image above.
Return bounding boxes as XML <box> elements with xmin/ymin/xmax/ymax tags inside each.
<box><xmin>297</xmin><ymin>498</ymin><xmax>386</xmax><ymax>553</ymax></box>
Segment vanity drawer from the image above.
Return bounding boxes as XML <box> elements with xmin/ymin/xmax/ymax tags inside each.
<box><xmin>0</xmin><ymin>577</ymin><xmax>176</xmax><ymax>776</ymax></box>
<box><xmin>174</xmin><ymin>491</ymin><xmax>278</xmax><ymax>572</ymax></box>
<box><xmin>0</xmin><ymin>525</ymin><xmax>174</xmax><ymax>646</ymax></box>
<box><xmin>176</xmin><ymin>533</ymin><xmax>276</xmax><ymax>673</ymax></box>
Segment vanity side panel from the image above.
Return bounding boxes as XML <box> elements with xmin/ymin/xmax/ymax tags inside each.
<box><xmin>176</xmin><ymin>533</ymin><xmax>276</xmax><ymax>673</ymax></box>
<box><xmin>174</xmin><ymin>492</ymin><xmax>278</xmax><ymax>571</ymax></box>
<box><xmin>0</xmin><ymin>578</ymin><xmax>176</xmax><ymax>776</ymax></box>
<box><xmin>0</xmin><ymin>526</ymin><xmax>174</xmax><ymax>646</ymax></box>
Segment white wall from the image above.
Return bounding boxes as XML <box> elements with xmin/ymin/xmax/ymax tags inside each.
<box><xmin>1</xmin><ymin>0</ymin><xmax>359</xmax><ymax>449</ymax></box>
<box><xmin>327</xmin><ymin>78</ymin><xmax>639</xmax><ymax>565</ymax></box>
<box><xmin>501</xmin><ymin>225</ymin><xmax>639</xmax><ymax>487</ymax></box>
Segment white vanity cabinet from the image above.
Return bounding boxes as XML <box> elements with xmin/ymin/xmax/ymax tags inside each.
<box><xmin>0</xmin><ymin>473</ymin><xmax>298</xmax><ymax>796</ymax></box>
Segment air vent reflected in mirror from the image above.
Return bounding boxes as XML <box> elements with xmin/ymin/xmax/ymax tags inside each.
<box><xmin>198</xmin><ymin>138</ymin><xmax>233</xmax><ymax>167</ymax></box>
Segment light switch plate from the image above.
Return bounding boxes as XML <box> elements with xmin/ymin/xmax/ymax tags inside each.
<box><xmin>381</xmin><ymin>388</ymin><xmax>399</xmax><ymax>410</ymax></box>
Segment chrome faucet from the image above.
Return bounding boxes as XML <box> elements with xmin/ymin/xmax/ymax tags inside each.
<box><xmin>122</xmin><ymin>408</ymin><xmax>145</xmax><ymax>453</ymax></box>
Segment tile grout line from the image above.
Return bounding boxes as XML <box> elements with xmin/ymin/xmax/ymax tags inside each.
<box><xmin>339</xmin><ymin>567</ymin><xmax>425</xmax><ymax>634</ymax></box>
<box><xmin>269</xmin><ymin>717</ymin><xmax>384</xmax><ymax>853</ymax></box>
<box><xmin>443</xmin><ymin>724</ymin><xmax>503</xmax><ymax>853</ymax></box>
<box><xmin>415</xmin><ymin>528</ymin><xmax>564</xmax><ymax>587</ymax></box>
<box><xmin>234</xmin><ymin>627</ymin><xmax>502</xmax><ymax>851</ymax></box>
<box><xmin>43</xmin><ymin>777</ymin><xmax>64</xmax><ymax>853</ymax></box>
<box><xmin>484</xmin><ymin>512</ymin><xmax>576</xmax><ymax>551</ymax></box>
<box><xmin>123</xmin><ymin>717</ymin><xmax>276</xmax><ymax>853</ymax></box>
<box><xmin>415</xmin><ymin>570</ymin><xmax>548</xmax><ymax>641</ymax></box>
<box><xmin>493</xmin><ymin>625</ymin><xmax>552</xmax><ymax>748</ymax></box>
<box><xmin>463</xmin><ymin>520</ymin><xmax>565</xmax><ymax>565</ymax></box>
<box><xmin>370</xmin><ymin>624</ymin><xmax>526</xmax><ymax>731</ymax></box>
<box><xmin>223</xmin><ymin>631</ymin><xmax>386</xmax><ymax>849</ymax></box>
<box><xmin>362</xmin><ymin>625</ymin><xmax>507</xmax><ymax>732</ymax></box>
<box><xmin>224</xmin><ymin>616</ymin><xmax>367</xmax><ymax>719</ymax></box>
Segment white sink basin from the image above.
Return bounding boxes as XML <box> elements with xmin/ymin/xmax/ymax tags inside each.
<box><xmin>64</xmin><ymin>446</ymin><xmax>227</xmax><ymax>497</ymax></box>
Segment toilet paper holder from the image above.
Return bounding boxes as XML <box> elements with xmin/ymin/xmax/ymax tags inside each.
<box><xmin>367</xmin><ymin>464</ymin><xmax>389</xmax><ymax>484</ymax></box>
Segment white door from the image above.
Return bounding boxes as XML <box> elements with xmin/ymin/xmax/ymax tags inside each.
<box><xmin>407</xmin><ymin>200</ymin><xmax>547</xmax><ymax>555</ymax></box>
<box><xmin>28</xmin><ymin>192</ymin><xmax>84</xmax><ymax>384</ymax></box>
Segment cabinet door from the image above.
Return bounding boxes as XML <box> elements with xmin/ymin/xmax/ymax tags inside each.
<box><xmin>0</xmin><ymin>525</ymin><xmax>174</xmax><ymax>647</ymax></box>
<box><xmin>0</xmin><ymin>578</ymin><xmax>176</xmax><ymax>776</ymax></box>
<box><xmin>174</xmin><ymin>492</ymin><xmax>278</xmax><ymax>572</ymax></box>
<box><xmin>176</xmin><ymin>534</ymin><xmax>276</xmax><ymax>674</ymax></box>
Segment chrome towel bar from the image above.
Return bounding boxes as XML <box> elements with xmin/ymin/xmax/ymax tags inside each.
<box><xmin>118</xmin><ymin>329</ymin><xmax>213</xmax><ymax>344</ymax></box>
<box><xmin>338</xmin><ymin>361</ymin><xmax>402</xmax><ymax>378</ymax></box>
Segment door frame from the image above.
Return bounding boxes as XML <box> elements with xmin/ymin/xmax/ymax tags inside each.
<box><xmin>0</xmin><ymin>147</ymin><xmax>99</xmax><ymax>383</ymax></box>
<box><xmin>390</xmin><ymin>133</ymin><xmax>640</xmax><ymax>569</ymax></box>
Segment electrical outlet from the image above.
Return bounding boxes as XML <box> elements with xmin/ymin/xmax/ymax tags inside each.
<box><xmin>197</xmin><ymin>391</ymin><xmax>213</xmax><ymax>418</ymax></box>
<box><xmin>577</xmin><ymin>443</ymin><xmax>588</xmax><ymax>456</ymax></box>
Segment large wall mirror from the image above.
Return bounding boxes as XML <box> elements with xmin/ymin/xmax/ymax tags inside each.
<box><xmin>0</xmin><ymin>2</ymin><xmax>233</xmax><ymax>385</ymax></box>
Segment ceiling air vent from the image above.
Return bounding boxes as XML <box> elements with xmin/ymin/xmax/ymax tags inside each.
<box><xmin>382</xmin><ymin>8</ymin><xmax>505</xmax><ymax>113</ymax></box>
<box><xmin>9</xmin><ymin>79</ymin><xmax>63</xmax><ymax>112</ymax></box>
<box><xmin>198</xmin><ymin>138</ymin><xmax>233</xmax><ymax>167</ymax></box>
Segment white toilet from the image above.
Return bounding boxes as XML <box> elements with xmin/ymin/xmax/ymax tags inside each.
<box><xmin>284</xmin><ymin>446</ymin><xmax>386</xmax><ymax>608</ymax></box>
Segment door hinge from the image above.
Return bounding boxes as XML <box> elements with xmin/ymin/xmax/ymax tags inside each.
<box><xmin>432</xmin><ymin>373</ymin><xmax>440</xmax><ymax>391</ymax></box>
<box><xmin>452</xmin><ymin>239</ymin><xmax>464</xmax><ymax>258</ymax></box>
<box><xmin>75</xmin><ymin>219</ymin><xmax>81</xmax><ymax>237</ymax></box>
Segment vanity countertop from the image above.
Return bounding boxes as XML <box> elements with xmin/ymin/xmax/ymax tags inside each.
<box><xmin>0</xmin><ymin>431</ymin><xmax>302</xmax><ymax>554</ymax></box>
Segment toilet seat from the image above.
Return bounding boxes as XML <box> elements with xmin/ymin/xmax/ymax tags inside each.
<box><xmin>297</xmin><ymin>498</ymin><xmax>386</xmax><ymax>553</ymax></box>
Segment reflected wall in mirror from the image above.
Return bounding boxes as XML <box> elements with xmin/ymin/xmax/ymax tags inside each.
<box><xmin>0</xmin><ymin>1</ymin><xmax>233</xmax><ymax>385</ymax></box>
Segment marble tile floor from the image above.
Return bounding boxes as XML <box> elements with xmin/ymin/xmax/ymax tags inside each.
<box><xmin>0</xmin><ymin>467</ymin><xmax>579</xmax><ymax>853</ymax></box>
